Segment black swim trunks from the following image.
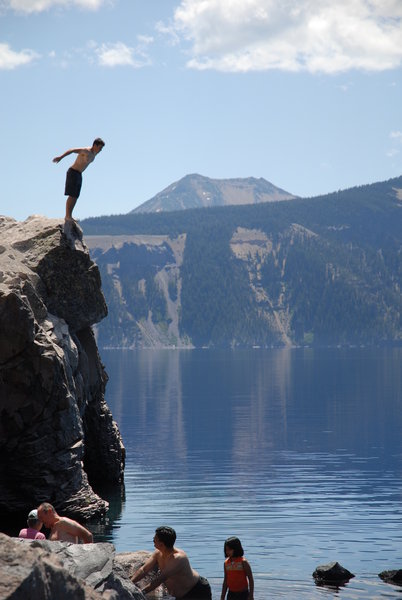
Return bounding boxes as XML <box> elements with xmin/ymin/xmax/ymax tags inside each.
<box><xmin>228</xmin><ymin>591</ymin><xmax>249</xmax><ymax>600</ymax></box>
<box><xmin>65</xmin><ymin>167</ymin><xmax>82</xmax><ymax>198</ymax></box>
<box><xmin>178</xmin><ymin>576</ymin><xmax>212</xmax><ymax>599</ymax></box>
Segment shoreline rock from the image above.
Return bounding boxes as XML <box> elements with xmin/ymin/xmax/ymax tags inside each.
<box><xmin>312</xmin><ymin>561</ymin><xmax>355</xmax><ymax>585</ymax></box>
<box><xmin>0</xmin><ymin>216</ymin><xmax>125</xmax><ymax>520</ymax></box>
<box><xmin>379</xmin><ymin>569</ymin><xmax>402</xmax><ymax>585</ymax></box>
<box><xmin>0</xmin><ymin>533</ymin><xmax>148</xmax><ymax>599</ymax></box>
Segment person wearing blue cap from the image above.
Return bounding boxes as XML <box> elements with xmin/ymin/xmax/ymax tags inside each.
<box><xmin>18</xmin><ymin>509</ymin><xmax>46</xmax><ymax>540</ymax></box>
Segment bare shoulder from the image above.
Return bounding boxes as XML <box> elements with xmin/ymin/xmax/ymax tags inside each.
<box><xmin>153</xmin><ymin>549</ymin><xmax>164</xmax><ymax>564</ymax></box>
<box><xmin>243</xmin><ymin>558</ymin><xmax>253</xmax><ymax>572</ymax></box>
<box><xmin>75</xmin><ymin>147</ymin><xmax>92</xmax><ymax>154</ymax></box>
<box><xmin>59</xmin><ymin>516</ymin><xmax>77</xmax><ymax>525</ymax></box>
<box><xmin>59</xmin><ymin>516</ymin><xmax>86</xmax><ymax>532</ymax></box>
<box><xmin>68</xmin><ymin>147</ymin><xmax>91</xmax><ymax>155</ymax></box>
<box><xmin>174</xmin><ymin>548</ymin><xmax>191</xmax><ymax>565</ymax></box>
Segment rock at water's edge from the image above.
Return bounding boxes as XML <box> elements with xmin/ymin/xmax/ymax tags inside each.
<box><xmin>312</xmin><ymin>561</ymin><xmax>355</xmax><ymax>584</ymax></box>
<box><xmin>0</xmin><ymin>533</ymin><xmax>146</xmax><ymax>599</ymax></box>
<box><xmin>0</xmin><ymin>216</ymin><xmax>125</xmax><ymax>520</ymax></box>
<box><xmin>379</xmin><ymin>569</ymin><xmax>402</xmax><ymax>585</ymax></box>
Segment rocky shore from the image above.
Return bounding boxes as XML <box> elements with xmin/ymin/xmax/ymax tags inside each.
<box><xmin>0</xmin><ymin>216</ymin><xmax>125</xmax><ymax>520</ymax></box>
<box><xmin>0</xmin><ymin>533</ymin><xmax>163</xmax><ymax>599</ymax></box>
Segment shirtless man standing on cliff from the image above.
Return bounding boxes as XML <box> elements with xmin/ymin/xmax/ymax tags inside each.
<box><xmin>53</xmin><ymin>138</ymin><xmax>105</xmax><ymax>222</ymax></box>
<box><xmin>37</xmin><ymin>502</ymin><xmax>93</xmax><ymax>544</ymax></box>
<box><xmin>131</xmin><ymin>526</ymin><xmax>211</xmax><ymax>599</ymax></box>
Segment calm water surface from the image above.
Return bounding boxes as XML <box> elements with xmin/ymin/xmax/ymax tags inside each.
<box><xmin>96</xmin><ymin>348</ymin><xmax>402</xmax><ymax>599</ymax></box>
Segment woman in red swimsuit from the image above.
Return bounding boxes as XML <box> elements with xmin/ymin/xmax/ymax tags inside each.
<box><xmin>221</xmin><ymin>536</ymin><xmax>254</xmax><ymax>600</ymax></box>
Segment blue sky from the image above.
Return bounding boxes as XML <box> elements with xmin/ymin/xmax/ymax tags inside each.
<box><xmin>1</xmin><ymin>0</ymin><xmax>402</xmax><ymax>221</ymax></box>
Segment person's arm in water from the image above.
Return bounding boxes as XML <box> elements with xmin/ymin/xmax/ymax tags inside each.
<box><xmin>53</xmin><ymin>148</ymin><xmax>86</xmax><ymax>163</ymax></box>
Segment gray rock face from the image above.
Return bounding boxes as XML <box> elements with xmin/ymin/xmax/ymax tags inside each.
<box><xmin>0</xmin><ymin>216</ymin><xmax>125</xmax><ymax>520</ymax></box>
<box><xmin>0</xmin><ymin>534</ymin><xmax>146</xmax><ymax>599</ymax></box>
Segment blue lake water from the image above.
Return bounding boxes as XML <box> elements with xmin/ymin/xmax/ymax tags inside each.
<box><xmin>97</xmin><ymin>347</ymin><xmax>402</xmax><ymax>599</ymax></box>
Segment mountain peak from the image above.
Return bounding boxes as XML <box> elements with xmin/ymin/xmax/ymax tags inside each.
<box><xmin>131</xmin><ymin>174</ymin><xmax>297</xmax><ymax>214</ymax></box>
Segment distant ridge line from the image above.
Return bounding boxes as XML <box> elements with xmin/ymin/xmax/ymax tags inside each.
<box><xmin>131</xmin><ymin>173</ymin><xmax>298</xmax><ymax>214</ymax></box>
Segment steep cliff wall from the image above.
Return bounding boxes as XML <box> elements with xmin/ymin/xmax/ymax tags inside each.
<box><xmin>86</xmin><ymin>233</ymin><xmax>192</xmax><ymax>349</ymax></box>
<box><xmin>0</xmin><ymin>216</ymin><xmax>125</xmax><ymax>520</ymax></box>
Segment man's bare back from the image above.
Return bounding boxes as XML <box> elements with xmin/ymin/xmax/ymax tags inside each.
<box><xmin>131</xmin><ymin>526</ymin><xmax>211</xmax><ymax>599</ymax></box>
<box><xmin>37</xmin><ymin>503</ymin><xmax>93</xmax><ymax>544</ymax></box>
<box><xmin>48</xmin><ymin>516</ymin><xmax>81</xmax><ymax>543</ymax></box>
<box><xmin>154</xmin><ymin>547</ymin><xmax>199</xmax><ymax>597</ymax></box>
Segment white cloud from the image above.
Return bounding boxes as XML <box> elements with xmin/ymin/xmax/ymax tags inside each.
<box><xmin>390</xmin><ymin>130</ymin><xmax>402</xmax><ymax>140</ymax></box>
<box><xmin>93</xmin><ymin>40</ymin><xmax>152</xmax><ymax>68</ymax></box>
<box><xmin>171</xmin><ymin>0</ymin><xmax>402</xmax><ymax>73</ymax></box>
<box><xmin>1</xmin><ymin>0</ymin><xmax>110</xmax><ymax>13</ymax></box>
<box><xmin>155</xmin><ymin>20</ymin><xmax>180</xmax><ymax>46</ymax></box>
<box><xmin>0</xmin><ymin>42</ymin><xmax>38</xmax><ymax>69</ymax></box>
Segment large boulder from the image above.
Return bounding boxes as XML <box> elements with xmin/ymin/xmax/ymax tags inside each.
<box><xmin>114</xmin><ymin>552</ymin><xmax>174</xmax><ymax>598</ymax></box>
<box><xmin>0</xmin><ymin>533</ymin><xmax>145</xmax><ymax>599</ymax></box>
<box><xmin>0</xmin><ymin>216</ymin><xmax>125</xmax><ymax>520</ymax></box>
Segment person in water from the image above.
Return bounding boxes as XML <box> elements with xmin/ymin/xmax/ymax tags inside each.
<box><xmin>53</xmin><ymin>137</ymin><xmax>105</xmax><ymax>222</ymax></box>
<box><xmin>37</xmin><ymin>502</ymin><xmax>93</xmax><ymax>544</ymax></box>
<box><xmin>131</xmin><ymin>525</ymin><xmax>212</xmax><ymax>599</ymax></box>
<box><xmin>221</xmin><ymin>536</ymin><xmax>254</xmax><ymax>600</ymax></box>
<box><xmin>18</xmin><ymin>509</ymin><xmax>46</xmax><ymax>540</ymax></box>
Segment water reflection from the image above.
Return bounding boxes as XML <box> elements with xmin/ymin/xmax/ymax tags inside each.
<box><xmin>90</xmin><ymin>482</ymin><xmax>126</xmax><ymax>542</ymax></box>
<box><xmin>101</xmin><ymin>347</ymin><xmax>402</xmax><ymax>599</ymax></box>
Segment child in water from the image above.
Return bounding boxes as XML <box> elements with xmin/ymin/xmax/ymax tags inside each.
<box><xmin>221</xmin><ymin>536</ymin><xmax>254</xmax><ymax>600</ymax></box>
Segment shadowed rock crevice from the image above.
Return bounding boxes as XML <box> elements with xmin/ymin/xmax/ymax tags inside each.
<box><xmin>0</xmin><ymin>216</ymin><xmax>124</xmax><ymax>521</ymax></box>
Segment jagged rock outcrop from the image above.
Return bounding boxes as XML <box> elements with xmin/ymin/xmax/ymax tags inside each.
<box><xmin>0</xmin><ymin>534</ymin><xmax>150</xmax><ymax>599</ymax></box>
<box><xmin>0</xmin><ymin>216</ymin><xmax>125</xmax><ymax>520</ymax></box>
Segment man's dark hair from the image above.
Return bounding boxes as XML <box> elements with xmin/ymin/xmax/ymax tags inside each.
<box><xmin>93</xmin><ymin>137</ymin><xmax>105</xmax><ymax>147</ymax></box>
<box><xmin>155</xmin><ymin>526</ymin><xmax>176</xmax><ymax>548</ymax></box>
<box><xmin>224</xmin><ymin>536</ymin><xmax>244</xmax><ymax>557</ymax></box>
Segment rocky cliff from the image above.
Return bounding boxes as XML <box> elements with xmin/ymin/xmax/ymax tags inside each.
<box><xmin>0</xmin><ymin>216</ymin><xmax>125</xmax><ymax>520</ymax></box>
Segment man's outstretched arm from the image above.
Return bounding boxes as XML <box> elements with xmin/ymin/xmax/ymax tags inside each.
<box><xmin>53</xmin><ymin>148</ymin><xmax>85</xmax><ymax>163</ymax></box>
<box><xmin>131</xmin><ymin>552</ymin><xmax>158</xmax><ymax>585</ymax></box>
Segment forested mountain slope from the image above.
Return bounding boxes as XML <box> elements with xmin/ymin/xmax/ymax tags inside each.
<box><xmin>82</xmin><ymin>176</ymin><xmax>402</xmax><ymax>348</ymax></box>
